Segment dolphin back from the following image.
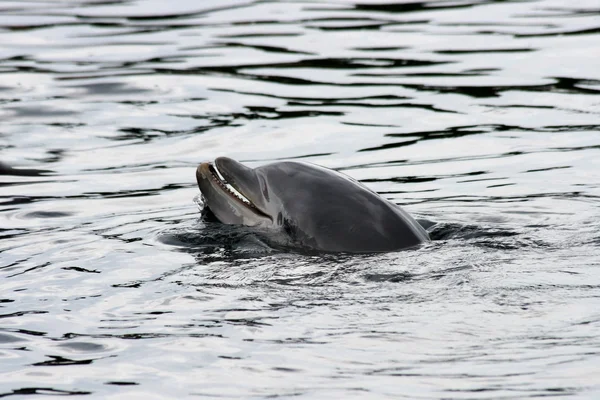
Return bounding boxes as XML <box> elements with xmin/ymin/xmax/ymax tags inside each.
<box><xmin>259</xmin><ymin>161</ymin><xmax>429</xmax><ymax>253</ymax></box>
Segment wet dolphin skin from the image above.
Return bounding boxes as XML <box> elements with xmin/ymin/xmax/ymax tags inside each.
<box><xmin>196</xmin><ymin>157</ymin><xmax>429</xmax><ymax>253</ymax></box>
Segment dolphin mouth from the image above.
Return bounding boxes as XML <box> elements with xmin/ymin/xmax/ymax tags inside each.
<box><xmin>203</xmin><ymin>162</ymin><xmax>270</xmax><ymax>219</ymax></box>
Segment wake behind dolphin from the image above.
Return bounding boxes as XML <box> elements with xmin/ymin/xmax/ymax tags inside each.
<box><xmin>196</xmin><ymin>157</ymin><xmax>429</xmax><ymax>253</ymax></box>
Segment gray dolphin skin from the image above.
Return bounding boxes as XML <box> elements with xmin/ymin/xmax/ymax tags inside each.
<box><xmin>196</xmin><ymin>157</ymin><xmax>430</xmax><ymax>253</ymax></box>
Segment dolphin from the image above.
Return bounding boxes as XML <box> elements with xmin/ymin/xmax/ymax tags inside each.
<box><xmin>195</xmin><ymin>157</ymin><xmax>429</xmax><ymax>253</ymax></box>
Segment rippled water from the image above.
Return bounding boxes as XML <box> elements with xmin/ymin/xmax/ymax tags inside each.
<box><xmin>1</xmin><ymin>0</ymin><xmax>600</xmax><ymax>398</ymax></box>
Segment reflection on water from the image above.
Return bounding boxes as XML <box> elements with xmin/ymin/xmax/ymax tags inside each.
<box><xmin>1</xmin><ymin>0</ymin><xmax>600</xmax><ymax>398</ymax></box>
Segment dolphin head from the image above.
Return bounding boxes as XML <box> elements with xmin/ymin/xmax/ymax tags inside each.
<box><xmin>196</xmin><ymin>157</ymin><xmax>429</xmax><ymax>252</ymax></box>
<box><xmin>196</xmin><ymin>157</ymin><xmax>352</xmax><ymax>233</ymax></box>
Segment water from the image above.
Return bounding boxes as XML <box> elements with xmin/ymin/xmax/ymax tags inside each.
<box><xmin>1</xmin><ymin>0</ymin><xmax>600</xmax><ymax>398</ymax></box>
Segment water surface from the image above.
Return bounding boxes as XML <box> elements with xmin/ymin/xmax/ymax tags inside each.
<box><xmin>1</xmin><ymin>0</ymin><xmax>600</xmax><ymax>398</ymax></box>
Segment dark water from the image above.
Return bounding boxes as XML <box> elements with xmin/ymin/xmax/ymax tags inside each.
<box><xmin>1</xmin><ymin>0</ymin><xmax>600</xmax><ymax>398</ymax></box>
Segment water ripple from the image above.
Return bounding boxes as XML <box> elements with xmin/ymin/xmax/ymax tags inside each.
<box><xmin>1</xmin><ymin>0</ymin><xmax>599</xmax><ymax>398</ymax></box>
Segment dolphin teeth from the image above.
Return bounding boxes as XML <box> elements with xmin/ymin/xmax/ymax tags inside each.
<box><xmin>212</xmin><ymin>163</ymin><xmax>227</xmax><ymax>182</ymax></box>
<box><xmin>226</xmin><ymin>183</ymin><xmax>251</xmax><ymax>205</ymax></box>
<box><xmin>210</xmin><ymin>163</ymin><xmax>254</xmax><ymax>208</ymax></box>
